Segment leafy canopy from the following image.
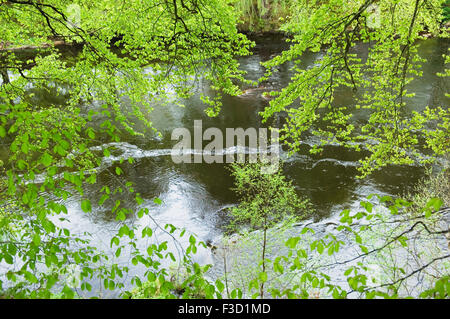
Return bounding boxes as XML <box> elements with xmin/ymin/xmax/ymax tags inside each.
<box><xmin>261</xmin><ymin>0</ymin><xmax>449</xmax><ymax>176</ymax></box>
<box><xmin>0</xmin><ymin>0</ymin><xmax>251</xmax><ymax>298</ymax></box>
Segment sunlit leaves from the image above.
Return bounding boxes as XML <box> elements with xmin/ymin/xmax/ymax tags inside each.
<box><xmin>141</xmin><ymin>227</ymin><xmax>153</xmax><ymax>238</ymax></box>
<box><xmin>261</xmin><ymin>0</ymin><xmax>448</xmax><ymax>176</ymax></box>
<box><xmin>110</xmin><ymin>237</ymin><xmax>120</xmax><ymax>248</ymax></box>
<box><xmin>215</xmin><ymin>279</ymin><xmax>225</xmax><ymax>293</ymax></box>
<box><xmin>81</xmin><ymin>199</ymin><xmax>92</xmax><ymax>213</ymax></box>
<box><xmin>424</xmin><ymin>197</ymin><xmax>444</xmax><ymax>217</ymax></box>
<box><xmin>286</xmin><ymin>236</ymin><xmax>300</xmax><ymax>249</ymax></box>
<box><xmin>0</xmin><ymin>0</ymin><xmax>251</xmax><ymax>299</ymax></box>
<box><xmin>0</xmin><ymin>0</ymin><xmax>448</xmax><ymax>300</ymax></box>
<box><xmin>420</xmin><ymin>276</ymin><xmax>450</xmax><ymax>299</ymax></box>
<box><xmin>258</xmin><ymin>271</ymin><xmax>268</xmax><ymax>283</ymax></box>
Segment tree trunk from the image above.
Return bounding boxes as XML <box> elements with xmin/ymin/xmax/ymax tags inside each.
<box><xmin>223</xmin><ymin>245</ymin><xmax>230</xmax><ymax>298</ymax></box>
<box><xmin>260</xmin><ymin>225</ymin><xmax>267</xmax><ymax>298</ymax></box>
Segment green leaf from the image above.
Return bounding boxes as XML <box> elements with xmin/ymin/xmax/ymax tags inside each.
<box><xmin>274</xmin><ymin>262</ymin><xmax>284</xmax><ymax>274</ymax></box>
<box><xmin>46</xmin><ymin>275</ymin><xmax>58</xmax><ymax>290</ymax></box>
<box><xmin>118</xmin><ymin>225</ymin><xmax>129</xmax><ymax>237</ymax></box>
<box><xmin>41</xmin><ymin>152</ymin><xmax>53</xmax><ymax>167</ymax></box>
<box><xmin>317</xmin><ymin>243</ymin><xmax>324</xmax><ymax>254</ymax></box>
<box><xmin>286</xmin><ymin>237</ymin><xmax>300</xmax><ymax>249</ymax></box>
<box><xmin>215</xmin><ymin>279</ymin><xmax>225</xmax><ymax>293</ymax></box>
<box><xmin>147</xmin><ymin>272</ymin><xmax>156</xmax><ymax>282</ymax></box>
<box><xmin>21</xmin><ymin>142</ymin><xmax>29</xmax><ymax>154</ymax></box>
<box><xmin>87</xmin><ymin>128</ymin><xmax>95</xmax><ymax>139</ymax></box>
<box><xmin>142</xmin><ymin>227</ymin><xmax>153</xmax><ymax>238</ymax></box>
<box><xmin>99</xmin><ymin>194</ymin><xmax>109</xmax><ymax>206</ymax></box>
<box><xmin>248</xmin><ymin>279</ymin><xmax>258</xmax><ymax>291</ymax></box>
<box><xmin>344</xmin><ymin>268</ymin><xmax>353</xmax><ymax>276</ymax></box>
<box><xmin>4</xmin><ymin>253</ymin><xmax>13</xmax><ymax>265</ymax></box>
<box><xmin>24</xmin><ymin>271</ymin><xmax>38</xmax><ymax>284</ymax></box>
<box><xmin>32</xmin><ymin>233</ymin><xmax>41</xmax><ymax>246</ymax></box>
<box><xmin>110</xmin><ymin>236</ymin><xmax>120</xmax><ymax>247</ymax></box>
<box><xmin>258</xmin><ymin>271</ymin><xmax>268</xmax><ymax>283</ymax></box>
<box><xmin>426</xmin><ymin>198</ymin><xmax>443</xmax><ymax>212</ymax></box>
<box><xmin>81</xmin><ymin>199</ymin><xmax>92</xmax><ymax>213</ymax></box>
<box><xmin>360</xmin><ymin>245</ymin><xmax>369</xmax><ymax>254</ymax></box>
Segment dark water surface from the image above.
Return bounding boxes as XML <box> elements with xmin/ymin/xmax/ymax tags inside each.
<box><xmin>81</xmin><ymin>34</ymin><xmax>448</xmax><ymax>222</ymax></box>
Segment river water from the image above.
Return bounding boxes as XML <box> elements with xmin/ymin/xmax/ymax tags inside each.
<box><xmin>2</xmin><ymin>34</ymin><xmax>449</xmax><ymax>297</ymax></box>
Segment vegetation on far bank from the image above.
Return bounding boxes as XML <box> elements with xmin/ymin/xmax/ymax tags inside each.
<box><xmin>237</xmin><ymin>0</ymin><xmax>450</xmax><ymax>33</ymax></box>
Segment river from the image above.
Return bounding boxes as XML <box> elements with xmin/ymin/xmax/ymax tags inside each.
<box><xmin>1</xmin><ymin>34</ymin><xmax>449</xmax><ymax>297</ymax></box>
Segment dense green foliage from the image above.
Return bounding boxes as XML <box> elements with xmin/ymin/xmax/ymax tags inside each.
<box><xmin>0</xmin><ymin>0</ymin><xmax>448</xmax><ymax>299</ymax></box>
<box><xmin>224</xmin><ymin>162</ymin><xmax>311</xmax><ymax>297</ymax></box>
<box><xmin>214</xmin><ymin>191</ymin><xmax>449</xmax><ymax>298</ymax></box>
<box><xmin>261</xmin><ymin>0</ymin><xmax>449</xmax><ymax>176</ymax></box>
<box><xmin>237</xmin><ymin>0</ymin><xmax>294</xmax><ymax>32</ymax></box>
<box><xmin>227</xmin><ymin>162</ymin><xmax>310</xmax><ymax>232</ymax></box>
<box><xmin>444</xmin><ymin>0</ymin><xmax>450</xmax><ymax>21</ymax></box>
<box><xmin>0</xmin><ymin>0</ymin><xmax>251</xmax><ymax>298</ymax></box>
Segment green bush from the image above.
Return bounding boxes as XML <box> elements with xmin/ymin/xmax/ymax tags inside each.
<box><xmin>443</xmin><ymin>0</ymin><xmax>450</xmax><ymax>22</ymax></box>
